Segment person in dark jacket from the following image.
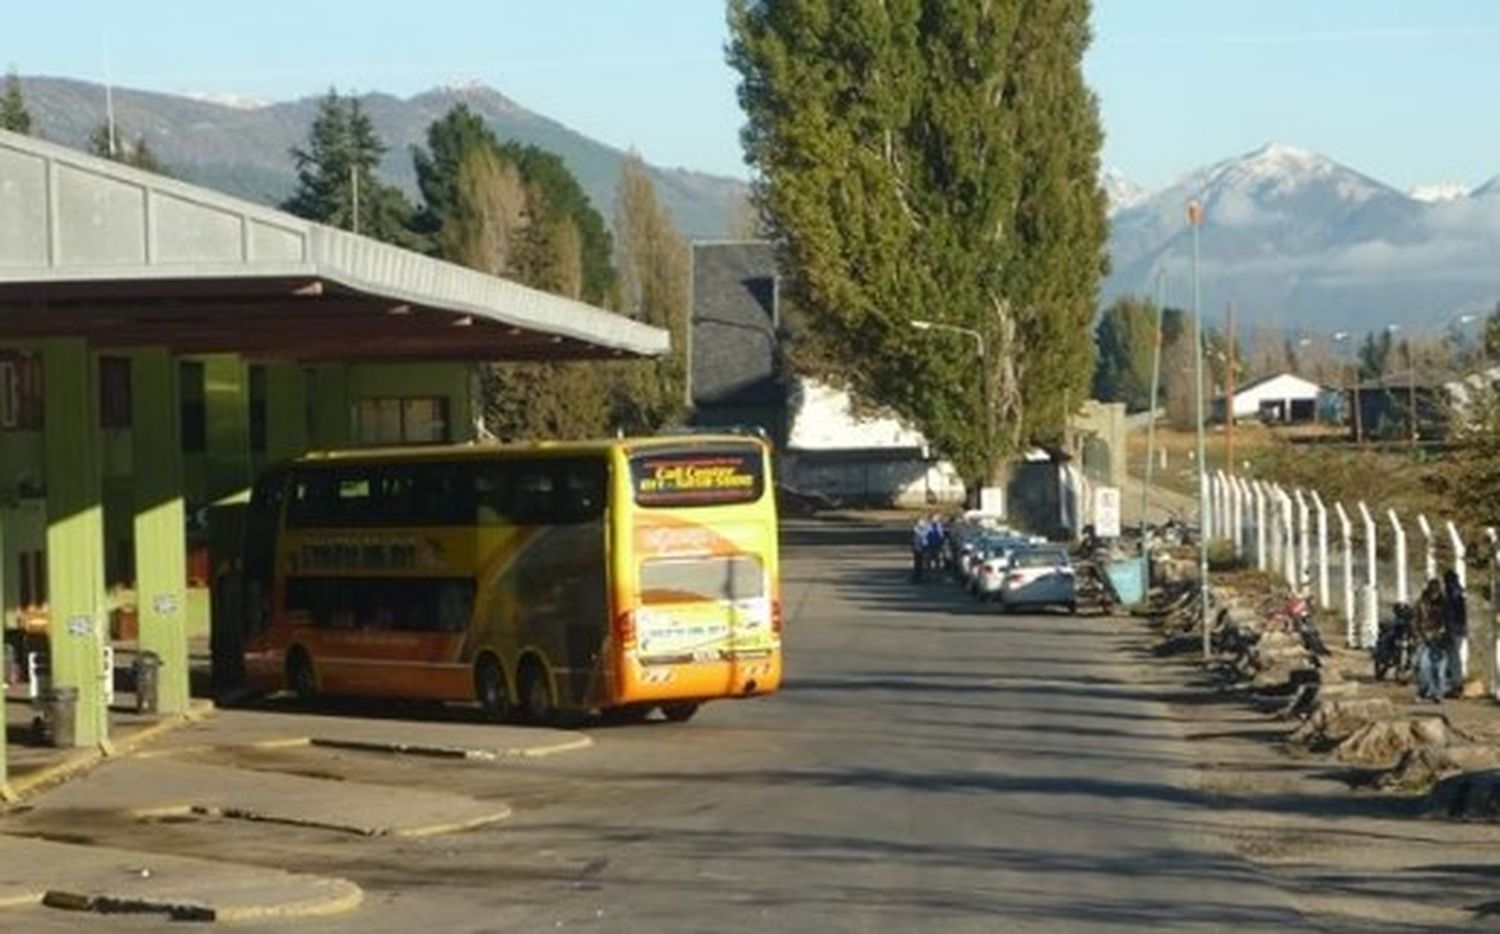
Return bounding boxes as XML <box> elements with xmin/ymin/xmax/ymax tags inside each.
<box><xmin>1442</xmin><ymin>569</ymin><xmax>1468</xmax><ymax>698</ymax></box>
<box><xmin>1413</xmin><ymin>577</ymin><xmax>1450</xmax><ymax>703</ymax></box>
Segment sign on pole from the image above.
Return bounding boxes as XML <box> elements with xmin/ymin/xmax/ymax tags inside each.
<box><xmin>1094</xmin><ymin>486</ymin><xmax>1122</xmax><ymax>539</ymax></box>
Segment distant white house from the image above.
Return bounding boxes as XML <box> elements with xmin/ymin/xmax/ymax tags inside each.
<box><xmin>1216</xmin><ymin>372</ymin><xmax>1327</xmax><ymax>424</ymax></box>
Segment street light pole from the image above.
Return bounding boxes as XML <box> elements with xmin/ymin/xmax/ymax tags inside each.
<box><xmin>1141</xmin><ymin>268</ymin><xmax>1167</xmax><ymax>553</ymax></box>
<box><xmin>1189</xmin><ymin>200</ymin><xmax>1210</xmax><ymax>660</ymax></box>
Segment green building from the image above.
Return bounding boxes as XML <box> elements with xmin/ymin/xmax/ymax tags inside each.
<box><xmin>0</xmin><ymin>128</ymin><xmax>666</xmax><ymax>786</ymax></box>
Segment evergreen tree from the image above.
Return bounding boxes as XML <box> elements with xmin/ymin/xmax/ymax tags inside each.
<box><xmin>1091</xmin><ymin>296</ymin><xmax>1184</xmax><ymax>412</ymax></box>
<box><xmin>417</xmin><ymin>107</ymin><xmax>620</xmax><ymax>440</ymax></box>
<box><xmin>284</xmin><ymin>90</ymin><xmax>417</xmax><ymax>247</ymax></box>
<box><xmin>729</xmin><ymin>0</ymin><xmax>1108</xmax><ymax>480</ymax></box>
<box><xmin>87</xmin><ymin>122</ymin><xmax>168</xmax><ymax>174</ymax></box>
<box><xmin>1</xmin><ymin>69</ymin><xmax>32</xmax><ymax>134</ymax></box>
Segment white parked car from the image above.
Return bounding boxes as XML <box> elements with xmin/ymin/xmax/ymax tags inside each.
<box><xmin>998</xmin><ymin>546</ymin><xmax>1077</xmax><ymax>613</ymax></box>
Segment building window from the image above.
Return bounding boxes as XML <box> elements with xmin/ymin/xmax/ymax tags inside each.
<box><xmin>99</xmin><ymin>356</ymin><xmax>132</xmax><ymax>430</ymax></box>
<box><xmin>355</xmin><ymin>396</ymin><xmax>450</xmax><ymax>446</ymax></box>
<box><xmin>249</xmin><ymin>365</ymin><xmax>268</xmax><ymax>453</ymax></box>
<box><xmin>180</xmin><ymin>361</ymin><xmax>207</xmax><ymax>452</ymax></box>
<box><xmin>0</xmin><ymin>351</ymin><xmax>44</xmax><ymax>431</ymax></box>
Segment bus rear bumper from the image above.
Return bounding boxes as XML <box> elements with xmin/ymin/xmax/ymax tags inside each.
<box><xmin>618</xmin><ymin>654</ymin><xmax>781</xmax><ymax>705</ymax></box>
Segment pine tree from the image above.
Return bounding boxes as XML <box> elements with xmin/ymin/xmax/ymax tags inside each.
<box><xmin>284</xmin><ymin>90</ymin><xmax>417</xmax><ymax>246</ymax></box>
<box><xmin>1</xmin><ymin>69</ymin><xmax>32</xmax><ymax>134</ymax></box>
<box><xmin>87</xmin><ymin>122</ymin><xmax>168</xmax><ymax>175</ymax></box>
<box><xmin>729</xmin><ymin>0</ymin><xmax>1108</xmax><ymax>480</ymax></box>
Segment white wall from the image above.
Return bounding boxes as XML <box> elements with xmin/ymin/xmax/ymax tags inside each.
<box><xmin>787</xmin><ymin>377</ymin><xmax>929</xmax><ymax>451</ymax></box>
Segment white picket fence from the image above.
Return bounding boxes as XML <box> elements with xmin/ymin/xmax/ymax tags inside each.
<box><xmin>1201</xmin><ymin>470</ymin><xmax>1499</xmax><ymax>700</ymax></box>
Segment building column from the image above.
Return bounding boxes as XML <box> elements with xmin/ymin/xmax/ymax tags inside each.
<box><xmin>307</xmin><ymin>363</ymin><xmax>352</xmax><ymax>449</ymax></box>
<box><xmin>264</xmin><ymin>364</ymin><xmax>309</xmax><ymax>463</ymax></box>
<box><xmin>41</xmin><ymin>338</ymin><xmax>108</xmax><ymax>748</ymax></box>
<box><xmin>131</xmin><ymin>348</ymin><xmax>189</xmax><ymax>714</ymax></box>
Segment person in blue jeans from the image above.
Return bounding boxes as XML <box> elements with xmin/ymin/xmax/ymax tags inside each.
<box><xmin>1442</xmin><ymin>570</ymin><xmax>1468</xmax><ymax>698</ymax></box>
<box><xmin>1413</xmin><ymin>578</ymin><xmax>1450</xmax><ymax>703</ymax></box>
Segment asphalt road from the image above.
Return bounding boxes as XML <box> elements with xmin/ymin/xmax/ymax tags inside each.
<box><xmin>13</xmin><ymin>517</ymin><xmax>1309</xmax><ymax>932</ymax></box>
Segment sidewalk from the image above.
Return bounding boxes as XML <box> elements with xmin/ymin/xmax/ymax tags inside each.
<box><xmin>0</xmin><ymin>834</ymin><xmax>361</xmax><ymax>922</ymax></box>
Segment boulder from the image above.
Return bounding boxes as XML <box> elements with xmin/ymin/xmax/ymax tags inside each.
<box><xmin>1382</xmin><ymin>745</ymin><xmax>1500</xmax><ymax>793</ymax></box>
<box><xmin>1334</xmin><ymin>715</ymin><xmax>1465</xmax><ymax>766</ymax></box>
<box><xmin>1284</xmin><ymin>698</ymin><xmax>1398</xmax><ymax>749</ymax></box>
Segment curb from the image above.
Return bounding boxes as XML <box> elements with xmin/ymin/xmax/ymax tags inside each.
<box><xmin>1</xmin><ymin>703</ymin><xmax>216</xmax><ymax>803</ymax></box>
<box><xmin>306</xmin><ymin>732</ymin><xmax>594</xmax><ymax>761</ymax></box>
<box><xmin>37</xmin><ymin>876</ymin><xmax>364</xmax><ymax>923</ymax></box>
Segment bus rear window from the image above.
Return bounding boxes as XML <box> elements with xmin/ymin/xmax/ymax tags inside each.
<box><xmin>640</xmin><ymin>555</ymin><xmax>765</xmax><ymax>605</ymax></box>
<box><xmin>629</xmin><ymin>446</ymin><xmax>765</xmax><ymax>507</ymax></box>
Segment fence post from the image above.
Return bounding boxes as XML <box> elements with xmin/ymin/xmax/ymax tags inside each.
<box><xmin>1335</xmin><ymin>502</ymin><xmax>1354</xmax><ymax>645</ymax></box>
<box><xmin>1311</xmin><ymin>492</ymin><xmax>1330</xmax><ymax>610</ymax></box>
<box><xmin>1218</xmin><ymin>470</ymin><xmax>1231</xmax><ymax>543</ymax></box>
<box><xmin>1234</xmin><ymin>477</ymin><xmax>1249</xmax><ymax>558</ymax></box>
<box><xmin>1294</xmin><ymin>488</ymin><xmax>1311</xmax><ymax>589</ymax></box>
<box><xmin>1358</xmin><ymin>501</ymin><xmax>1378</xmax><ymax>648</ymax></box>
<box><xmin>1416</xmin><ymin>514</ymin><xmax>1437</xmax><ymax>587</ymax></box>
<box><xmin>1281</xmin><ymin>489</ymin><xmax>1297</xmax><ymax>589</ymax></box>
<box><xmin>1267</xmin><ymin>484</ymin><xmax>1283</xmax><ymax>575</ymax></box>
<box><xmin>1254</xmin><ymin>482</ymin><xmax>1268</xmax><ymax>571</ymax></box>
<box><xmin>1388</xmin><ymin>509</ymin><xmax>1409</xmax><ymax>606</ymax></box>
<box><xmin>1486</xmin><ymin>527</ymin><xmax>1499</xmax><ymax>701</ymax></box>
<box><xmin>1446</xmin><ymin>520</ymin><xmax>1469</xmax><ymax>684</ymax></box>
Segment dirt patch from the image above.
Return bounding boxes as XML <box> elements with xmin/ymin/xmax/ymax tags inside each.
<box><xmin>1335</xmin><ymin>716</ymin><xmax>1463</xmax><ymax>766</ymax></box>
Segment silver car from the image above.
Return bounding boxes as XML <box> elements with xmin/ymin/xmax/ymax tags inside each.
<box><xmin>998</xmin><ymin>547</ymin><xmax>1077</xmax><ymax>613</ymax></box>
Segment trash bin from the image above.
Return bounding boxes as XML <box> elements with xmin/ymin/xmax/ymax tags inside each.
<box><xmin>133</xmin><ymin>651</ymin><xmax>161</xmax><ymax>715</ymax></box>
<box><xmin>42</xmin><ymin>686</ymin><xmax>79</xmax><ymax>748</ymax></box>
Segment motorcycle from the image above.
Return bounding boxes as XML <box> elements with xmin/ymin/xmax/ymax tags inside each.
<box><xmin>1285</xmin><ymin>593</ymin><xmax>1330</xmax><ymax>659</ymax></box>
<box><xmin>1373</xmin><ymin>602</ymin><xmax>1417</xmax><ymax>682</ymax></box>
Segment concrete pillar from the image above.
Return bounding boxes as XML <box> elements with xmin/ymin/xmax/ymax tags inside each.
<box><xmin>1266</xmin><ymin>485</ymin><xmax>1282</xmax><ymax>573</ymax></box>
<box><xmin>41</xmin><ymin>338</ymin><xmax>109</xmax><ymax>747</ymax></box>
<box><xmin>1312</xmin><ymin>492</ymin><xmax>1330</xmax><ymax>610</ymax></box>
<box><xmin>1335</xmin><ymin>502</ymin><xmax>1354</xmax><ymax>646</ymax></box>
<box><xmin>130</xmin><ymin>348</ymin><xmax>189</xmax><ymax>715</ymax></box>
<box><xmin>1294</xmin><ymin>488</ymin><xmax>1311</xmax><ymax>588</ymax></box>
<box><xmin>1357</xmin><ymin>502</ymin><xmax>1378</xmax><ymax>647</ymax></box>
<box><xmin>263</xmin><ymin>364</ymin><xmax>309</xmax><ymax>464</ymax></box>
<box><xmin>1447</xmin><ymin>521</ymin><xmax>1467</xmax><ymax>589</ymax></box>
<box><xmin>1388</xmin><ymin>509</ymin><xmax>1409</xmax><ymax>606</ymax></box>
<box><xmin>1280</xmin><ymin>489</ymin><xmax>1297</xmax><ymax>589</ymax></box>
<box><xmin>1415</xmin><ymin>514</ymin><xmax>1436</xmax><ymax>586</ymax></box>
<box><xmin>1254</xmin><ymin>482</ymin><xmax>1268</xmax><ymax>571</ymax></box>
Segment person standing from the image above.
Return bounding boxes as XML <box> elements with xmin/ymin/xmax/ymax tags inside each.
<box><xmin>1413</xmin><ymin>577</ymin><xmax>1450</xmax><ymax>703</ymax></box>
<box><xmin>1442</xmin><ymin>569</ymin><xmax>1468</xmax><ymax>698</ymax></box>
<box><xmin>911</xmin><ymin>515</ymin><xmax>931</xmax><ymax>582</ymax></box>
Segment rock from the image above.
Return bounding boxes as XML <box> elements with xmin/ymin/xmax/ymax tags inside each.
<box><xmin>1424</xmin><ymin>769</ymin><xmax>1500</xmax><ymax>820</ymax></box>
<box><xmin>1334</xmin><ymin>715</ymin><xmax>1465</xmax><ymax>766</ymax></box>
<box><xmin>1382</xmin><ymin>745</ymin><xmax>1500</xmax><ymax>793</ymax></box>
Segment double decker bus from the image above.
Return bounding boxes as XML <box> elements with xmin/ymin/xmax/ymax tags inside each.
<box><xmin>235</xmin><ymin>435</ymin><xmax>782</xmax><ymax>723</ymax></box>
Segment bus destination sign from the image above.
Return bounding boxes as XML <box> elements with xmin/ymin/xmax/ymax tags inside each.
<box><xmin>631</xmin><ymin>448</ymin><xmax>764</xmax><ymax>507</ymax></box>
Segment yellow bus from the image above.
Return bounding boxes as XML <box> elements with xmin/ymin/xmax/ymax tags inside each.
<box><xmin>236</xmin><ymin>434</ymin><xmax>782</xmax><ymax>723</ymax></box>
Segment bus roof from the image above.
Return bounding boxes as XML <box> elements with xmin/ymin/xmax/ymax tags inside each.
<box><xmin>294</xmin><ymin>433</ymin><xmax>768</xmax><ymax>465</ymax></box>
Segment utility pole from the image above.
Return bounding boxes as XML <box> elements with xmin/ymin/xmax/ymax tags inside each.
<box><xmin>1141</xmin><ymin>268</ymin><xmax>1167</xmax><ymax>552</ymax></box>
<box><xmin>1225</xmin><ymin>301</ymin><xmax>1236</xmax><ymax>471</ymax></box>
<box><xmin>1189</xmin><ymin>200</ymin><xmax>1210</xmax><ymax>661</ymax></box>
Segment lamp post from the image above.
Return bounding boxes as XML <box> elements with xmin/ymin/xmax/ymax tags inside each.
<box><xmin>912</xmin><ymin>319</ymin><xmax>989</xmax><ymax>495</ymax></box>
<box><xmin>1189</xmin><ymin>199</ymin><xmax>1209</xmax><ymax>660</ymax></box>
<box><xmin>1141</xmin><ymin>268</ymin><xmax>1167</xmax><ymax>553</ymax></box>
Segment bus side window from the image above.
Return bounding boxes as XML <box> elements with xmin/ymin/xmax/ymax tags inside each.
<box><xmin>508</xmin><ymin>464</ymin><xmax>555</xmax><ymax>526</ymax></box>
<box><xmin>474</xmin><ymin>462</ymin><xmax>509</xmax><ymax>525</ymax></box>
<box><xmin>558</xmin><ymin>459</ymin><xmax>606</xmax><ymax>522</ymax></box>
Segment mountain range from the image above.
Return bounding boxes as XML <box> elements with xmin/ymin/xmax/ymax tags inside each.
<box><xmin>1104</xmin><ymin>143</ymin><xmax>1500</xmax><ymax>335</ymax></box>
<box><xmin>9</xmin><ymin>76</ymin><xmax>1498</xmax><ymax>336</ymax></box>
<box><xmin>11</xmin><ymin>76</ymin><xmax>748</xmax><ymax>240</ymax></box>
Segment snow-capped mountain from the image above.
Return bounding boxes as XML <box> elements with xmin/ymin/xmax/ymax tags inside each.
<box><xmin>1101</xmin><ymin>167</ymin><xmax>1145</xmax><ymax>216</ymax></box>
<box><xmin>1409</xmin><ymin>182</ymin><xmax>1469</xmax><ymax>203</ymax></box>
<box><xmin>1104</xmin><ymin>143</ymin><xmax>1500</xmax><ymax>334</ymax></box>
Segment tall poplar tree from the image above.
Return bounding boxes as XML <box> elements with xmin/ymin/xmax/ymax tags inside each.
<box><xmin>612</xmin><ymin>151</ymin><xmax>691</xmax><ymax>430</ymax></box>
<box><xmin>1</xmin><ymin>69</ymin><xmax>32</xmax><ymax>134</ymax></box>
<box><xmin>87</xmin><ymin>121</ymin><xmax>168</xmax><ymax>174</ymax></box>
<box><xmin>729</xmin><ymin>0</ymin><xmax>1108</xmax><ymax>479</ymax></box>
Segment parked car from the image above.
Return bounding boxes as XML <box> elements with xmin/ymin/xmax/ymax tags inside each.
<box><xmin>998</xmin><ymin>546</ymin><xmax>1077</xmax><ymax>613</ymax></box>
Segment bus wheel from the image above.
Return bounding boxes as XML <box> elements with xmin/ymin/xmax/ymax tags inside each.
<box><xmin>660</xmin><ymin>702</ymin><xmax>699</xmax><ymax>723</ymax></box>
<box><xmin>518</xmin><ymin>659</ymin><xmax>557</xmax><ymax>726</ymax></box>
<box><xmin>286</xmin><ymin>648</ymin><xmax>317</xmax><ymax>703</ymax></box>
<box><xmin>475</xmin><ymin>656</ymin><xmax>511</xmax><ymax>722</ymax></box>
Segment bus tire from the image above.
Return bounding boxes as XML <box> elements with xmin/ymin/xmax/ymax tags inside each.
<box><xmin>475</xmin><ymin>655</ymin><xmax>511</xmax><ymax>722</ymax></box>
<box><xmin>518</xmin><ymin>658</ymin><xmax>557</xmax><ymax>726</ymax></box>
<box><xmin>661</xmin><ymin>702</ymin><xmax>699</xmax><ymax>723</ymax></box>
<box><xmin>286</xmin><ymin>648</ymin><xmax>317</xmax><ymax>703</ymax></box>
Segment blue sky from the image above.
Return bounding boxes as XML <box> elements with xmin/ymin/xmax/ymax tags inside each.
<box><xmin>5</xmin><ymin>1</ymin><xmax>1498</xmax><ymax>192</ymax></box>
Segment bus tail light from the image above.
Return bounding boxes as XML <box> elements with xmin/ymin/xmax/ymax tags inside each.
<box><xmin>614</xmin><ymin>609</ymin><xmax>636</xmax><ymax>648</ymax></box>
<box><xmin>771</xmin><ymin>598</ymin><xmax>783</xmax><ymax>635</ymax></box>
